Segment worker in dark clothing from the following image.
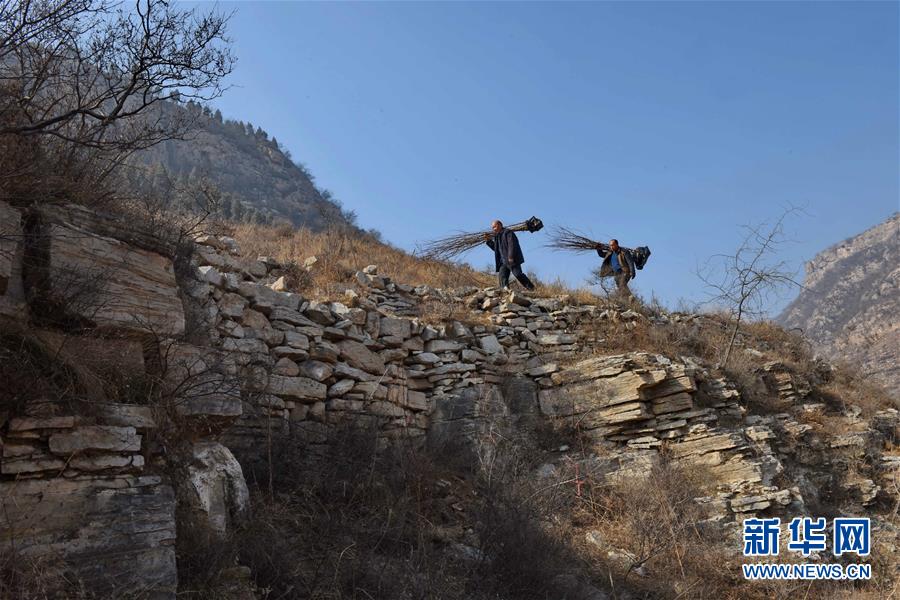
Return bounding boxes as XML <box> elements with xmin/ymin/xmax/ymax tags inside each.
<box><xmin>484</xmin><ymin>220</ymin><xmax>535</xmax><ymax>290</ymax></box>
<box><xmin>595</xmin><ymin>239</ymin><xmax>635</xmax><ymax>298</ymax></box>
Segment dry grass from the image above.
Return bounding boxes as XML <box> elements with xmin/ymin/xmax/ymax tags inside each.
<box><xmin>179</xmin><ymin>428</ymin><xmax>490</xmax><ymax>600</ymax></box>
<box><xmin>231</xmin><ymin>223</ymin><xmax>495</xmax><ymax>297</ymax></box>
<box><xmin>0</xmin><ymin>552</ymin><xmax>92</xmax><ymax>600</ymax></box>
<box><xmin>231</xmin><ymin>223</ymin><xmax>613</xmax><ymax>305</ymax></box>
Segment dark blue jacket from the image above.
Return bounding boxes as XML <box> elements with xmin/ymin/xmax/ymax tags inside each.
<box><xmin>596</xmin><ymin>247</ymin><xmax>636</xmax><ymax>279</ymax></box>
<box><xmin>486</xmin><ymin>229</ymin><xmax>525</xmax><ymax>272</ymax></box>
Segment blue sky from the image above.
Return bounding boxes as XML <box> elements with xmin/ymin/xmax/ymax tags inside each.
<box><xmin>206</xmin><ymin>1</ymin><xmax>898</xmax><ymax>314</ymax></box>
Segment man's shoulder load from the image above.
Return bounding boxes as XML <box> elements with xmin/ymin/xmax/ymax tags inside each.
<box><xmin>631</xmin><ymin>246</ymin><xmax>651</xmax><ymax>270</ymax></box>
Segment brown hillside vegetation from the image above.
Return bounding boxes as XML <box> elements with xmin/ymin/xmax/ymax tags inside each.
<box><xmin>231</xmin><ymin>223</ymin><xmax>603</xmax><ymax>304</ymax></box>
<box><xmin>3</xmin><ymin>207</ymin><xmax>899</xmax><ymax>599</ymax></box>
<box><xmin>233</xmin><ymin>223</ymin><xmax>896</xmax><ymax>419</ymax></box>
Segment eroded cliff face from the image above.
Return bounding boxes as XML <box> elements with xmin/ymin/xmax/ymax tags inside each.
<box><xmin>1</xmin><ymin>202</ymin><xmax>898</xmax><ymax>597</ymax></box>
<box><xmin>779</xmin><ymin>213</ymin><xmax>900</xmax><ymax>397</ymax></box>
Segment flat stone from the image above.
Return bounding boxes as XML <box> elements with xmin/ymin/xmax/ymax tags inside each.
<box><xmin>405</xmin><ymin>390</ymin><xmax>428</xmax><ymax>411</ymax></box>
<box><xmin>96</xmin><ymin>404</ymin><xmax>156</xmax><ymax>429</ymax></box>
<box><xmin>645</xmin><ymin>375</ymin><xmax>696</xmax><ymax>398</ymax></box>
<box><xmin>410</xmin><ymin>352</ymin><xmax>441</xmax><ymax>365</ymax></box>
<box><xmin>304</xmin><ymin>302</ymin><xmax>336</xmax><ymax>325</ymax></box>
<box><xmin>0</xmin><ymin>476</ymin><xmax>178</xmax><ymax>596</ymax></box>
<box><xmin>8</xmin><ymin>416</ymin><xmax>77</xmax><ymax>432</ymax></box>
<box><xmin>310</xmin><ymin>342</ymin><xmax>340</xmax><ymax>363</ymax></box>
<box><xmin>537</xmin><ymin>333</ymin><xmax>577</xmax><ymax>345</ymax></box>
<box><xmin>380</xmin><ymin>316</ymin><xmax>411</xmax><ymax>339</ymax></box>
<box><xmin>650</xmin><ymin>392</ymin><xmax>694</xmax><ymax>415</ymax></box>
<box><xmin>268</xmin><ymin>375</ymin><xmax>327</xmax><ymax>401</ymax></box>
<box><xmin>49</xmin><ymin>426</ymin><xmax>141</xmax><ymax>454</ymax></box>
<box><xmin>425</xmin><ymin>340</ymin><xmax>464</xmax><ymax>353</ymax></box>
<box><xmin>70</xmin><ymin>454</ymin><xmax>144</xmax><ymax>472</ymax></box>
<box><xmin>46</xmin><ymin>221</ymin><xmax>185</xmax><ymax>335</ymax></box>
<box><xmin>332</xmin><ymin>362</ymin><xmax>376</xmax><ymax>382</ymax></box>
<box><xmin>221</xmin><ymin>337</ymin><xmax>269</xmax><ymax>354</ymax></box>
<box><xmin>478</xmin><ymin>335</ymin><xmax>504</xmax><ymax>355</ymax></box>
<box><xmin>326</xmin><ymin>398</ymin><xmax>365</xmax><ymax>412</ymax></box>
<box><xmin>527</xmin><ymin>363</ymin><xmax>559</xmax><ymax>377</ymax></box>
<box><xmin>273</xmin><ymin>357</ymin><xmax>300</xmax><ymax>376</ymax></box>
<box><xmin>369</xmin><ymin>401</ymin><xmax>406</xmax><ymax>418</ymax></box>
<box><xmin>283</xmin><ymin>331</ymin><xmax>310</xmax><ymax>350</ymax></box>
<box><xmin>2</xmin><ymin>454</ymin><xmax>67</xmax><ymax>474</ymax></box>
<box><xmin>670</xmin><ymin>431</ymin><xmax>745</xmax><ymax>458</ymax></box>
<box><xmin>426</xmin><ymin>363</ymin><xmax>477</xmax><ymax>377</ymax></box>
<box><xmin>298</xmin><ymin>360</ymin><xmax>334</xmax><ymax>382</ymax></box>
<box><xmin>218</xmin><ymin>293</ymin><xmax>247</xmax><ymax>318</ymax></box>
<box><xmin>338</xmin><ymin>340</ymin><xmax>386</xmax><ymax>374</ymax></box>
<box><xmin>328</xmin><ymin>379</ymin><xmax>356</xmax><ymax>397</ymax></box>
<box><xmin>269</xmin><ymin>306</ymin><xmax>317</xmax><ymax>327</ymax></box>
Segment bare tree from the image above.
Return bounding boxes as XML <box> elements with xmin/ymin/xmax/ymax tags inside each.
<box><xmin>0</xmin><ymin>0</ymin><xmax>234</xmax><ymax>206</ymax></box>
<box><xmin>698</xmin><ymin>207</ymin><xmax>803</xmax><ymax>368</ymax></box>
<box><xmin>0</xmin><ymin>0</ymin><xmax>234</xmax><ymax>148</ymax></box>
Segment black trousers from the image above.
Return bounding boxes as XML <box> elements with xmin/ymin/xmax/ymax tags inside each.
<box><xmin>499</xmin><ymin>264</ymin><xmax>535</xmax><ymax>290</ymax></box>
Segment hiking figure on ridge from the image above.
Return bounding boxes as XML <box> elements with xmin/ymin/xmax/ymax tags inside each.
<box><xmin>484</xmin><ymin>220</ymin><xmax>536</xmax><ymax>291</ymax></box>
<box><xmin>596</xmin><ymin>238</ymin><xmax>635</xmax><ymax>298</ymax></box>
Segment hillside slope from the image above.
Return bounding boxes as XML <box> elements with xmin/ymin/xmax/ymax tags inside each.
<box><xmin>779</xmin><ymin>213</ymin><xmax>899</xmax><ymax>397</ymax></box>
<box><xmin>131</xmin><ymin>102</ymin><xmax>353</xmax><ymax>230</ymax></box>
<box><xmin>2</xmin><ymin>202</ymin><xmax>898</xmax><ymax>598</ymax></box>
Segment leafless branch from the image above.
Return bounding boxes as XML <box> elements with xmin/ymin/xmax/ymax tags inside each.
<box><xmin>696</xmin><ymin>206</ymin><xmax>805</xmax><ymax>368</ymax></box>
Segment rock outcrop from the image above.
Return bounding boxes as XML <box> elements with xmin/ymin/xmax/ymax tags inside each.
<box><xmin>2</xmin><ymin>200</ymin><xmax>898</xmax><ymax>596</ymax></box>
<box><xmin>0</xmin><ymin>202</ymin><xmax>245</xmax><ymax>598</ymax></box>
<box><xmin>779</xmin><ymin>213</ymin><xmax>899</xmax><ymax>396</ymax></box>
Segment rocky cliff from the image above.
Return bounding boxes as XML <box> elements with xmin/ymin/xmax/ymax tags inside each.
<box><xmin>1</xmin><ymin>202</ymin><xmax>898</xmax><ymax>598</ymax></box>
<box><xmin>131</xmin><ymin>102</ymin><xmax>352</xmax><ymax>230</ymax></box>
<box><xmin>779</xmin><ymin>213</ymin><xmax>899</xmax><ymax>397</ymax></box>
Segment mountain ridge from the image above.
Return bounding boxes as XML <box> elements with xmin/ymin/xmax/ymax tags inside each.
<box><xmin>778</xmin><ymin>212</ymin><xmax>899</xmax><ymax>396</ymax></box>
<box><xmin>131</xmin><ymin>101</ymin><xmax>356</xmax><ymax>231</ymax></box>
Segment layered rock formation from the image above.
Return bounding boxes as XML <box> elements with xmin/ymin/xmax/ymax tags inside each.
<box><xmin>0</xmin><ymin>203</ymin><xmax>243</xmax><ymax>597</ymax></box>
<box><xmin>1</xmin><ymin>201</ymin><xmax>898</xmax><ymax>596</ymax></box>
<box><xmin>779</xmin><ymin>213</ymin><xmax>899</xmax><ymax>396</ymax></box>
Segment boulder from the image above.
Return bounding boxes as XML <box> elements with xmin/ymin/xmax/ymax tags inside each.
<box><xmin>181</xmin><ymin>442</ymin><xmax>249</xmax><ymax>538</ymax></box>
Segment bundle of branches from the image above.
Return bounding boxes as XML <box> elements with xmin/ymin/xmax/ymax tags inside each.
<box><xmin>418</xmin><ymin>216</ymin><xmax>543</xmax><ymax>261</ymax></box>
<box><xmin>547</xmin><ymin>226</ymin><xmax>642</xmax><ymax>255</ymax></box>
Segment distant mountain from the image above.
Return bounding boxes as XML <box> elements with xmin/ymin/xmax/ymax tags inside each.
<box><xmin>778</xmin><ymin>213</ymin><xmax>899</xmax><ymax>397</ymax></box>
<box><xmin>131</xmin><ymin>101</ymin><xmax>355</xmax><ymax>230</ymax></box>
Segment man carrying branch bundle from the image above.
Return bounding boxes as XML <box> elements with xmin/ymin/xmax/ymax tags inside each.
<box><xmin>596</xmin><ymin>239</ymin><xmax>636</xmax><ymax>298</ymax></box>
<box><xmin>484</xmin><ymin>220</ymin><xmax>536</xmax><ymax>291</ymax></box>
<box><xmin>546</xmin><ymin>227</ymin><xmax>651</xmax><ymax>300</ymax></box>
